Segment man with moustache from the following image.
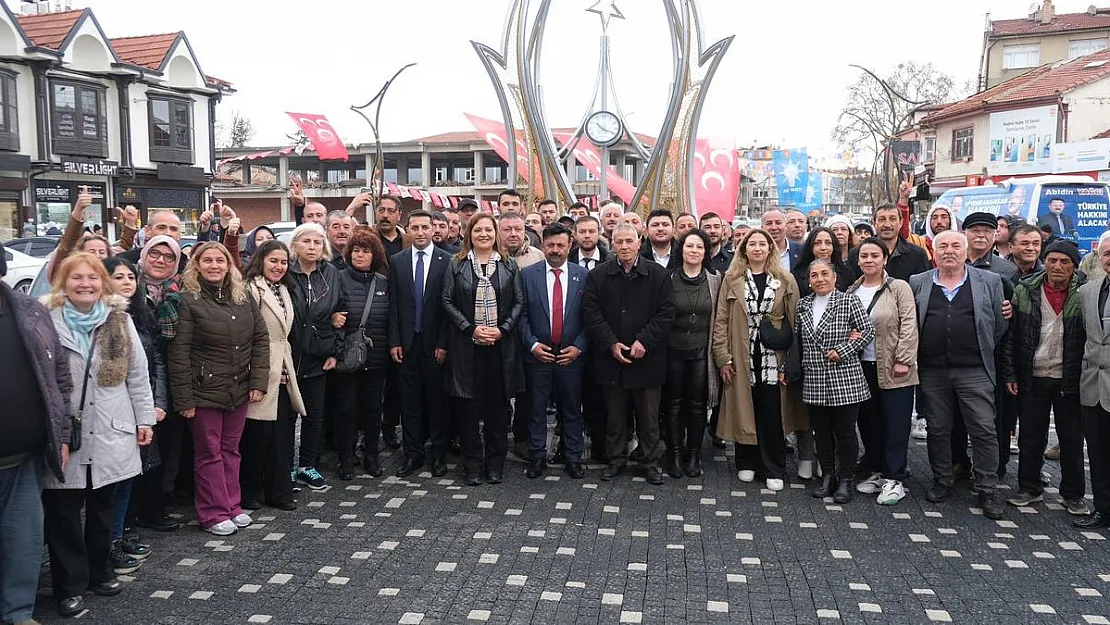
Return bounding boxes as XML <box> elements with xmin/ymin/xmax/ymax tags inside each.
<box><xmin>600</xmin><ymin>203</ymin><xmax>623</xmax><ymax>243</ymax></box>
<box><xmin>850</xmin><ymin>203</ymin><xmax>931</xmax><ymax>282</ymax></box>
<box><xmin>326</xmin><ymin>210</ymin><xmax>355</xmax><ymax>271</ymax></box>
<box><xmin>431</xmin><ymin>212</ymin><xmax>460</xmax><ymax>255</ymax></box>
<box><xmin>376</xmin><ymin>195</ymin><xmax>409</xmax><ymax>258</ymax></box>
<box><xmin>784</xmin><ymin>209</ymin><xmax>808</xmax><ymax>245</ymax></box>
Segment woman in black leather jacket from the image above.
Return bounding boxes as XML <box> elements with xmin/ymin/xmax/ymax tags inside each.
<box><xmin>331</xmin><ymin>228</ymin><xmax>391</xmax><ymax>480</ymax></box>
<box><xmin>287</xmin><ymin>223</ymin><xmax>341</xmax><ymax>491</ymax></box>
<box><xmin>441</xmin><ymin>213</ymin><xmax>524</xmax><ymax>486</ymax></box>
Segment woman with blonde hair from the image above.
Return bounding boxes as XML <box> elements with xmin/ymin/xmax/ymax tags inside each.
<box><xmin>712</xmin><ymin>228</ymin><xmax>805</xmax><ymax>491</ymax></box>
<box><xmin>168</xmin><ymin>242</ymin><xmax>269</xmax><ymax>536</ymax></box>
<box><xmin>42</xmin><ymin>252</ymin><xmax>154</xmax><ymax>618</ymax></box>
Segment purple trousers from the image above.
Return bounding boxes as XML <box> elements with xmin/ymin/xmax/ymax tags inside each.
<box><xmin>188</xmin><ymin>404</ymin><xmax>247</xmax><ymax>528</ymax></box>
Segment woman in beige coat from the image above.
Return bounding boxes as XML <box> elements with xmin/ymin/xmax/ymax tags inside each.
<box><xmin>844</xmin><ymin>237</ymin><xmax>919</xmax><ymax>506</ymax></box>
<box><xmin>239</xmin><ymin>241</ymin><xmax>306</xmax><ymax>511</ymax></box>
<box><xmin>712</xmin><ymin>229</ymin><xmax>807</xmax><ymax>491</ymax></box>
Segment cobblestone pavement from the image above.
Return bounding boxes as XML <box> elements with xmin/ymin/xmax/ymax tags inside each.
<box><xmin>32</xmin><ymin>434</ymin><xmax>1110</xmax><ymax>625</ymax></box>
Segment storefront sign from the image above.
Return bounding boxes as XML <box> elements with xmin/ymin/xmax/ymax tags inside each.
<box><xmin>61</xmin><ymin>158</ymin><xmax>118</xmax><ymax>177</ymax></box>
<box><xmin>119</xmin><ymin>186</ymin><xmax>140</xmax><ymax>202</ymax></box>
<box><xmin>1052</xmin><ymin>139</ymin><xmax>1110</xmax><ymax>174</ymax></box>
<box><xmin>987</xmin><ymin>105</ymin><xmax>1057</xmax><ymax>176</ymax></box>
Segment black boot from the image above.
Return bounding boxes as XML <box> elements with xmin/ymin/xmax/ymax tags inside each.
<box><xmin>812</xmin><ymin>473</ymin><xmax>836</xmax><ymax>498</ymax></box>
<box><xmin>833</xmin><ymin>477</ymin><xmax>854</xmax><ymax>504</ymax></box>
<box><xmin>685</xmin><ymin>401</ymin><xmax>707</xmax><ymax>478</ymax></box>
<box><xmin>662</xmin><ymin>402</ymin><xmax>684</xmax><ymax>479</ymax></box>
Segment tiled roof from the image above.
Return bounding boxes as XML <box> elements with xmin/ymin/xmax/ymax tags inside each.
<box><xmin>205</xmin><ymin>75</ymin><xmax>234</xmax><ymax>90</ymax></box>
<box><xmin>992</xmin><ymin>10</ymin><xmax>1110</xmax><ymax>37</ymax></box>
<box><xmin>16</xmin><ymin>8</ymin><xmax>84</xmax><ymax>51</ymax></box>
<box><xmin>923</xmin><ymin>48</ymin><xmax>1110</xmax><ymax>124</ymax></box>
<box><xmin>110</xmin><ymin>32</ymin><xmax>179</xmax><ymax>70</ymax></box>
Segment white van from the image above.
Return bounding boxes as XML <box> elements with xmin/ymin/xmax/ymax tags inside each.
<box><xmin>934</xmin><ymin>175</ymin><xmax>1109</xmax><ymax>254</ymax></box>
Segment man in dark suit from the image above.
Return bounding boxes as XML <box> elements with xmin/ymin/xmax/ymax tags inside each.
<box><xmin>568</xmin><ymin>215</ymin><xmax>611</xmax><ymax>460</ymax></box>
<box><xmin>584</xmin><ymin>224</ymin><xmax>676</xmax><ymax>485</ymax></box>
<box><xmin>520</xmin><ymin>223</ymin><xmax>589</xmax><ymax>479</ymax></box>
<box><xmin>761</xmin><ymin>208</ymin><xmax>803</xmax><ymax>271</ymax></box>
<box><xmin>388</xmin><ymin>210</ymin><xmax>452</xmax><ymax>478</ymax></box>
<box><xmin>699</xmin><ymin>211</ymin><xmax>734</xmax><ymax>275</ymax></box>
<box><xmin>639</xmin><ymin>209</ymin><xmax>680</xmax><ymax>270</ymax></box>
<box><xmin>1037</xmin><ymin>197</ymin><xmax>1076</xmax><ymax>238</ymax></box>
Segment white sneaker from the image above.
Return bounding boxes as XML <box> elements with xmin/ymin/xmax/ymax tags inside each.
<box><xmin>737</xmin><ymin>470</ymin><xmax>756</xmax><ymax>483</ymax></box>
<box><xmin>797</xmin><ymin>460</ymin><xmax>814</xmax><ymax>480</ymax></box>
<box><xmin>231</xmin><ymin>513</ymin><xmax>253</xmax><ymax>528</ymax></box>
<box><xmin>856</xmin><ymin>472</ymin><xmax>884</xmax><ymax>494</ymax></box>
<box><xmin>766</xmin><ymin>478</ymin><xmax>784</xmax><ymax>491</ymax></box>
<box><xmin>204</xmin><ymin>520</ymin><xmax>238</xmax><ymax>536</ymax></box>
<box><xmin>911</xmin><ymin>419</ymin><xmax>928</xmax><ymax>440</ymax></box>
<box><xmin>876</xmin><ymin>479</ymin><xmax>906</xmax><ymax>505</ymax></box>
<box><xmin>627</xmin><ymin>435</ymin><xmax>639</xmax><ymax>456</ymax></box>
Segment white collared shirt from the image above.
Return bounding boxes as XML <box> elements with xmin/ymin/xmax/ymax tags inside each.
<box><xmin>532</xmin><ymin>262</ymin><xmax>569</xmax><ymax>352</ymax></box>
<box><xmin>578</xmin><ymin>248</ymin><xmax>601</xmax><ymax>270</ymax></box>
<box><xmin>411</xmin><ymin>244</ymin><xmax>433</xmax><ymax>294</ymax></box>
<box><xmin>652</xmin><ymin>250</ymin><xmax>671</xmax><ymax>268</ymax></box>
<box><xmin>779</xmin><ymin>245</ymin><xmax>791</xmax><ymax>271</ymax></box>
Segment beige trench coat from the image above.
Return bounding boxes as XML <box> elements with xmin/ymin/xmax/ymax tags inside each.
<box><xmin>711</xmin><ymin>271</ymin><xmax>808</xmax><ymax>445</ymax></box>
<box><xmin>247</xmin><ymin>277</ymin><xmax>306</xmax><ymax>420</ymax></box>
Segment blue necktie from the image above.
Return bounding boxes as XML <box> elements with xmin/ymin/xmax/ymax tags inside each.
<box><xmin>1057</xmin><ymin>215</ymin><xmax>1065</xmax><ymax>235</ymax></box>
<box><xmin>414</xmin><ymin>251</ymin><xmax>425</xmax><ymax>333</ymax></box>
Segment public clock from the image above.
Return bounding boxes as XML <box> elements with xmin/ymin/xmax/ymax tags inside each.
<box><xmin>585</xmin><ymin>110</ymin><xmax>623</xmax><ymax>147</ymax></box>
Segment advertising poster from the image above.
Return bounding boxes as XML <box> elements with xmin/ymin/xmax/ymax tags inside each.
<box><xmin>1035</xmin><ymin>183</ymin><xmax>1109</xmax><ymax>252</ymax></box>
<box><xmin>1051</xmin><ymin>138</ymin><xmax>1110</xmax><ymax>174</ymax></box>
<box><xmin>934</xmin><ymin>184</ymin><xmax>1034</xmax><ymax>223</ymax></box>
<box><xmin>988</xmin><ymin>106</ymin><xmax>1056</xmax><ymax>176</ymax></box>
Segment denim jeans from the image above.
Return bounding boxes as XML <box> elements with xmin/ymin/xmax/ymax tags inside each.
<box><xmin>0</xmin><ymin>453</ymin><xmax>45</xmax><ymax>622</ymax></box>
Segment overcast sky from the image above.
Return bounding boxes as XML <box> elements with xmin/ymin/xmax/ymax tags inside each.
<box><xmin>71</xmin><ymin>0</ymin><xmax>1082</xmax><ymax>157</ymax></box>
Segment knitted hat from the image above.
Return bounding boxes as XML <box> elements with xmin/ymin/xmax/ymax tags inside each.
<box><xmin>824</xmin><ymin>215</ymin><xmax>853</xmax><ymax>232</ymax></box>
<box><xmin>962</xmin><ymin>211</ymin><xmax>998</xmax><ymax>230</ymax></box>
<box><xmin>1043</xmin><ymin>240</ymin><xmax>1080</xmax><ymax>267</ymax></box>
<box><xmin>140</xmin><ymin>235</ymin><xmax>182</xmax><ymax>269</ymax></box>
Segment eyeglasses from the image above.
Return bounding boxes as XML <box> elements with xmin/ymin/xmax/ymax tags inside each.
<box><xmin>148</xmin><ymin>251</ymin><xmax>175</xmax><ymax>262</ymax></box>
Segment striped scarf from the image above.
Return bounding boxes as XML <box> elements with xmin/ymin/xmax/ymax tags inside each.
<box><xmin>470</xmin><ymin>249</ymin><xmax>500</xmax><ymax>329</ymax></box>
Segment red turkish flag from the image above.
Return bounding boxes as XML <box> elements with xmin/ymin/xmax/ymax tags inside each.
<box><xmin>552</xmin><ymin>132</ymin><xmax>637</xmax><ymax>206</ymax></box>
<box><xmin>691</xmin><ymin>137</ymin><xmax>739</xmax><ymax>222</ymax></box>
<box><xmin>285</xmin><ymin>112</ymin><xmax>349</xmax><ymax>161</ymax></box>
<box><xmin>387</xmin><ymin>182</ymin><xmax>400</xmax><ymax>197</ymax></box>
<box><xmin>449</xmin><ymin>196</ymin><xmax>459</xmax><ymax>208</ymax></box>
<box><xmin>430</xmin><ymin>194</ymin><xmax>443</xmax><ymax>208</ymax></box>
<box><xmin>466</xmin><ymin>113</ymin><xmax>535</xmax><ymax>189</ymax></box>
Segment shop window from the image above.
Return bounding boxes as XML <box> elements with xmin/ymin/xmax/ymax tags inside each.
<box><xmin>0</xmin><ymin>71</ymin><xmax>18</xmax><ymax>152</ymax></box>
<box><xmin>149</xmin><ymin>96</ymin><xmax>193</xmax><ymax>164</ymax></box>
<box><xmin>51</xmin><ymin>81</ymin><xmax>107</xmax><ymax>158</ymax></box>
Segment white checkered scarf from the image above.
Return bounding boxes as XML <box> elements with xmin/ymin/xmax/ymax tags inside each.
<box><xmin>744</xmin><ymin>269</ymin><xmax>780</xmax><ymax>386</ymax></box>
<box><xmin>470</xmin><ymin>249</ymin><xmax>500</xmax><ymax>328</ymax></box>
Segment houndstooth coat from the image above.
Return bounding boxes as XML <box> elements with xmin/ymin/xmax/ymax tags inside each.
<box><xmin>796</xmin><ymin>290</ymin><xmax>875</xmax><ymax>407</ymax></box>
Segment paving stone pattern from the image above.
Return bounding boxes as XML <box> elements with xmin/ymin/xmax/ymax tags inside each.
<box><xmin>32</xmin><ymin>437</ymin><xmax>1110</xmax><ymax>624</ymax></box>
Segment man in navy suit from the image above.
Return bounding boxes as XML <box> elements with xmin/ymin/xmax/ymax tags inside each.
<box><xmin>388</xmin><ymin>210</ymin><xmax>452</xmax><ymax>478</ymax></box>
<box><xmin>761</xmin><ymin>208</ymin><xmax>803</xmax><ymax>271</ymax></box>
<box><xmin>1036</xmin><ymin>197</ymin><xmax>1077</xmax><ymax>238</ymax></box>
<box><xmin>520</xmin><ymin>223</ymin><xmax>589</xmax><ymax>479</ymax></box>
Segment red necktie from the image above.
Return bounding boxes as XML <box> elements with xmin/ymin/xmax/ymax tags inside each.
<box><xmin>551</xmin><ymin>268</ymin><xmax>563</xmax><ymax>347</ymax></box>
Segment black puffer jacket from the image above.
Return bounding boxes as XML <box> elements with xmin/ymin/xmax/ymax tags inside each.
<box><xmin>168</xmin><ymin>281</ymin><xmax>270</xmax><ymax>411</ymax></box>
<box><xmin>289</xmin><ymin>261</ymin><xmax>342</xmax><ymax>379</ymax></box>
<box><xmin>335</xmin><ymin>268</ymin><xmax>389</xmax><ymax>371</ymax></box>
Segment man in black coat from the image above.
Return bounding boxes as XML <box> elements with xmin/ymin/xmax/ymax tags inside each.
<box><xmin>583</xmin><ymin>224</ymin><xmax>676</xmax><ymax>485</ymax></box>
<box><xmin>387</xmin><ymin>210</ymin><xmax>452</xmax><ymax>478</ymax></box>
<box><xmin>569</xmin><ymin>215</ymin><xmax>611</xmax><ymax>459</ymax></box>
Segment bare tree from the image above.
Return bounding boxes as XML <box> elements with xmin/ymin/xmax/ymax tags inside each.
<box><xmin>215</xmin><ymin>110</ymin><xmax>255</xmax><ymax>148</ymax></box>
<box><xmin>832</xmin><ymin>62</ymin><xmax>965</xmax><ymax>206</ymax></box>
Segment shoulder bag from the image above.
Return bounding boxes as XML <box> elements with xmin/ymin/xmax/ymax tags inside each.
<box><xmin>336</xmin><ymin>276</ymin><xmax>376</xmax><ymax>373</ymax></box>
<box><xmin>70</xmin><ymin>332</ymin><xmax>98</xmax><ymax>452</ymax></box>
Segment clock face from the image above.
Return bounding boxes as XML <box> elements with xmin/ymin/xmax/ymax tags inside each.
<box><xmin>586</xmin><ymin>111</ymin><xmax>623</xmax><ymax>147</ymax></box>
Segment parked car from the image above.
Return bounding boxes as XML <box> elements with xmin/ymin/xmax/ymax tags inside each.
<box><xmin>2</xmin><ymin>246</ymin><xmax>47</xmax><ymax>293</ymax></box>
<box><xmin>3</xmin><ymin>235</ymin><xmax>59</xmax><ymax>258</ymax></box>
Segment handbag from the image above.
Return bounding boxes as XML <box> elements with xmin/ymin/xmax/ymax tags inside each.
<box><xmin>70</xmin><ymin>332</ymin><xmax>98</xmax><ymax>452</ymax></box>
<box><xmin>336</xmin><ymin>276</ymin><xmax>376</xmax><ymax>373</ymax></box>
<box><xmin>758</xmin><ymin>314</ymin><xmax>794</xmax><ymax>351</ymax></box>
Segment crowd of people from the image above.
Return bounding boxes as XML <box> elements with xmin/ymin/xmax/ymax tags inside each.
<box><xmin>2</xmin><ymin>177</ymin><xmax>1109</xmax><ymax>623</ymax></box>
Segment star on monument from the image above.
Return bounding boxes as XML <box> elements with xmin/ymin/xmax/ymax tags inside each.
<box><xmin>587</xmin><ymin>0</ymin><xmax>625</xmax><ymax>32</ymax></box>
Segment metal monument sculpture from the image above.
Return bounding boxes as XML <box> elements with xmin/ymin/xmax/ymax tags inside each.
<box><xmin>472</xmin><ymin>0</ymin><xmax>733</xmax><ymax>214</ymax></box>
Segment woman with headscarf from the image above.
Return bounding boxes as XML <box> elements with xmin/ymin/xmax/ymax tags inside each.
<box><xmin>41</xmin><ymin>253</ymin><xmax>154</xmax><ymax>618</ymax></box>
<box><xmin>242</xmin><ymin>225</ymin><xmax>276</xmax><ymax>267</ymax></box>
<box><xmin>129</xmin><ymin>234</ymin><xmax>187</xmax><ymax>533</ymax></box>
